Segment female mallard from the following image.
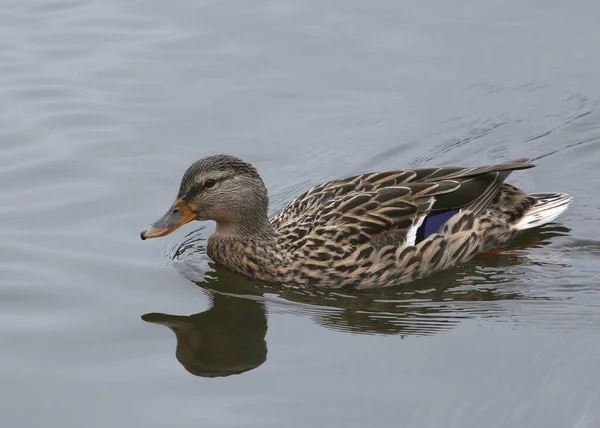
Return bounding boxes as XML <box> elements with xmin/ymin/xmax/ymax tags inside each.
<box><xmin>141</xmin><ymin>154</ymin><xmax>571</xmax><ymax>289</ymax></box>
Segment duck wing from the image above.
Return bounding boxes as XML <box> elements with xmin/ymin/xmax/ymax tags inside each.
<box><xmin>277</xmin><ymin>181</ymin><xmax>460</xmax><ymax>254</ymax></box>
<box><xmin>271</xmin><ymin>159</ymin><xmax>534</xmax><ymax>230</ymax></box>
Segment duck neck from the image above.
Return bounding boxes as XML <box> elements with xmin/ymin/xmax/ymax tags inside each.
<box><xmin>213</xmin><ymin>213</ymin><xmax>276</xmax><ymax>240</ymax></box>
<box><xmin>207</xmin><ymin>216</ymin><xmax>286</xmax><ymax>283</ymax></box>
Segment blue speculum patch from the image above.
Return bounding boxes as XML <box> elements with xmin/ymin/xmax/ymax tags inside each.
<box><xmin>416</xmin><ymin>209</ymin><xmax>459</xmax><ymax>243</ymax></box>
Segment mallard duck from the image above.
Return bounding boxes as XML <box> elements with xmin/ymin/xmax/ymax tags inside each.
<box><xmin>141</xmin><ymin>154</ymin><xmax>571</xmax><ymax>289</ymax></box>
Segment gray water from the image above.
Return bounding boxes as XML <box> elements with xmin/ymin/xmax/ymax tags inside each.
<box><xmin>2</xmin><ymin>0</ymin><xmax>600</xmax><ymax>427</ymax></box>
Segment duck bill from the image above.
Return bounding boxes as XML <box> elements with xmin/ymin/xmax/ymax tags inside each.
<box><xmin>140</xmin><ymin>199</ymin><xmax>198</xmax><ymax>240</ymax></box>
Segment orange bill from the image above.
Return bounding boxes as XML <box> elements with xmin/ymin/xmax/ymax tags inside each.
<box><xmin>140</xmin><ymin>199</ymin><xmax>198</xmax><ymax>240</ymax></box>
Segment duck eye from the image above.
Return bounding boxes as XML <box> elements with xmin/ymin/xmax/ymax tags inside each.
<box><xmin>204</xmin><ymin>179</ymin><xmax>216</xmax><ymax>188</ymax></box>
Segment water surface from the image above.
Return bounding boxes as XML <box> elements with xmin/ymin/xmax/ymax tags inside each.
<box><xmin>1</xmin><ymin>0</ymin><xmax>600</xmax><ymax>427</ymax></box>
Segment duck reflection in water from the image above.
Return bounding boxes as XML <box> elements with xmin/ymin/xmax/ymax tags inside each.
<box><xmin>142</xmin><ymin>285</ymin><xmax>267</xmax><ymax>378</ymax></box>
<box><xmin>143</xmin><ymin>225</ymin><xmax>570</xmax><ymax>377</ymax></box>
